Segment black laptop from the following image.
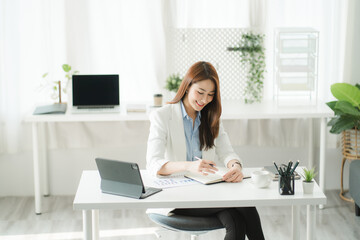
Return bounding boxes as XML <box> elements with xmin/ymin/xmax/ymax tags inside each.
<box><xmin>72</xmin><ymin>75</ymin><xmax>120</xmax><ymax>113</ymax></box>
<box><xmin>95</xmin><ymin>158</ymin><xmax>162</xmax><ymax>199</ymax></box>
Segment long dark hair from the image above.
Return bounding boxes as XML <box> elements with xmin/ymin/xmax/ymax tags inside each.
<box><xmin>168</xmin><ymin>61</ymin><xmax>221</xmax><ymax>150</ymax></box>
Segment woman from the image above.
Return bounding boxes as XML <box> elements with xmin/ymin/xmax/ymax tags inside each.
<box><xmin>146</xmin><ymin>61</ymin><xmax>265</xmax><ymax>240</ymax></box>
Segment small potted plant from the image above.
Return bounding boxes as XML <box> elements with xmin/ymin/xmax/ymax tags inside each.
<box><xmin>165</xmin><ymin>73</ymin><xmax>182</xmax><ymax>93</ymax></box>
<box><xmin>41</xmin><ymin>64</ymin><xmax>79</xmax><ymax>103</ymax></box>
<box><xmin>301</xmin><ymin>167</ymin><xmax>317</xmax><ymax>194</ymax></box>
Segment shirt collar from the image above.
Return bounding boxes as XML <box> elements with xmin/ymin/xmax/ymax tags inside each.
<box><xmin>180</xmin><ymin>100</ymin><xmax>201</xmax><ymax>120</ymax></box>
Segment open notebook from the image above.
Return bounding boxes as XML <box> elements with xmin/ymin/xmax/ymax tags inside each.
<box><xmin>185</xmin><ymin>167</ymin><xmax>251</xmax><ymax>185</ymax></box>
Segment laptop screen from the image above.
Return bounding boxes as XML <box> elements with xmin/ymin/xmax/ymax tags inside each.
<box><xmin>72</xmin><ymin>75</ymin><xmax>119</xmax><ymax>107</ymax></box>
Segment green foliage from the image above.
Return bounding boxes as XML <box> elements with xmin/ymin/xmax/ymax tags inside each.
<box><xmin>42</xmin><ymin>64</ymin><xmax>79</xmax><ymax>100</ymax></box>
<box><xmin>227</xmin><ymin>32</ymin><xmax>266</xmax><ymax>104</ymax></box>
<box><xmin>326</xmin><ymin>83</ymin><xmax>360</xmax><ymax>134</ymax></box>
<box><xmin>301</xmin><ymin>167</ymin><xmax>317</xmax><ymax>182</ymax></box>
<box><xmin>165</xmin><ymin>73</ymin><xmax>182</xmax><ymax>93</ymax></box>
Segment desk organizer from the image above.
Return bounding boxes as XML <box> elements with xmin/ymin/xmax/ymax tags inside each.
<box><xmin>274</xmin><ymin>28</ymin><xmax>319</xmax><ymax>104</ymax></box>
<box><xmin>279</xmin><ymin>174</ymin><xmax>295</xmax><ymax>195</ymax></box>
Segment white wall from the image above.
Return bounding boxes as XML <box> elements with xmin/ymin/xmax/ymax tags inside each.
<box><xmin>0</xmin><ymin>120</ymin><xmax>345</xmax><ymax>196</ymax></box>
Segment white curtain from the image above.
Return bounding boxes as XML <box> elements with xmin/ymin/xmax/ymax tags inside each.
<box><xmin>0</xmin><ymin>0</ymin><xmax>167</xmax><ymax>153</ymax></box>
<box><xmin>343</xmin><ymin>0</ymin><xmax>360</xmax><ymax>85</ymax></box>
<box><xmin>0</xmin><ymin>0</ymin><xmax>357</xmax><ymax>154</ymax></box>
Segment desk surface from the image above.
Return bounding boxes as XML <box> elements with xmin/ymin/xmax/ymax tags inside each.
<box><xmin>73</xmin><ymin>169</ymin><xmax>327</xmax><ymax>211</ymax></box>
<box><xmin>26</xmin><ymin>100</ymin><xmax>333</xmax><ymax>123</ymax></box>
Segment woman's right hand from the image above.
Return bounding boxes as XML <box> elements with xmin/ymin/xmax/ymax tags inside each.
<box><xmin>187</xmin><ymin>158</ymin><xmax>218</xmax><ymax>175</ymax></box>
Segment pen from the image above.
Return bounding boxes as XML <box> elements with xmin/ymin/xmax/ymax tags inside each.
<box><xmin>195</xmin><ymin>156</ymin><xmax>214</xmax><ymax>167</ymax></box>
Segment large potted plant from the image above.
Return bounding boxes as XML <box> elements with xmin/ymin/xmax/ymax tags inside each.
<box><xmin>326</xmin><ymin>83</ymin><xmax>360</xmax><ymax>201</ymax></box>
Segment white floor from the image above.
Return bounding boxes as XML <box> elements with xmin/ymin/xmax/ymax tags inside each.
<box><xmin>0</xmin><ymin>190</ymin><xmax>359</xmax><ymax>240</ymax></box>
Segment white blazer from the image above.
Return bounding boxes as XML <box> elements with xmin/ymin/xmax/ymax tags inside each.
<box><xmin>146</xmin><ymin>102</ymin><xmax>241</xmax><ymax>216</ymax></box>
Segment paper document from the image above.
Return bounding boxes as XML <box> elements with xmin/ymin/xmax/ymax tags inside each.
<box><xmin>149</xmin><ymin>174</ymin><xmax>200</xmax><ymax>189</ymax></box>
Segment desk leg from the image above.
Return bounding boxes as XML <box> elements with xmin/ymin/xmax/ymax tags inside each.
<box><xmin>92</xmin><ymin>210</ymin><xmax>99</xmax><ymax>240</ymax></box>
<box><xmin>308</xmin><ymin>118</ymin><xmax>314</xmax><ymax>169</ymax></box>
<box><xmin>306</xmin><ymin>205</ymin><xmax>316</xmax><ymax>240</ymax></box>
<box><xmin>292</xmin><ymin>205</ymin><xmax>300</xmax><ymax>240</ymax></box>
<box><xmin>319</xmin><ymin>117</ymin><xmax>327</xmax><ymax>209</ymax></box>
<box><xmin>39</xmin><ymin>123</ymin><xmax>49</xmax><ymax>197</ymax></box>
<box><xmin>83</xmin><ymin>210</ymin><xmax>93</xmax><ymax>240</ymax></box>
<box><xmin>32</xmin><ymin>123</ymin><xmax>42</xmax><ymax>215</ymax></box>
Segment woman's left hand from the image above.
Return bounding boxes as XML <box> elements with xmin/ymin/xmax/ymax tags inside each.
<box><xmin>222</xmin><ymin>165</ymin><xmax>244</xmax><ymax>183</ymax></box>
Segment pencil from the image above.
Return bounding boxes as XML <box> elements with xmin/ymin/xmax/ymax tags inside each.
<box><xmin>273</xmin><ymin>161</ymin><xmax>280</xmax><ymax>174</ymax></box>
<box><xmin>286</xmin><ymin>161</ymin><xmax>293</xmax><ymax>175</ymax></box>
<box><xmin>290</xmin><ymin>160</ymin><xmax>300</xmax><ymax>175</ymax></box>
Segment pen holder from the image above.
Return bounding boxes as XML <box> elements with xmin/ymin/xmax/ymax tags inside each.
<box><xmin>279</xmin><ymin>174</ymin><xmax>295</xmax><ymax>195</ymax></box>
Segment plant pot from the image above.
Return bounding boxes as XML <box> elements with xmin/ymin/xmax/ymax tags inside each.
<box><xmin>340</xmin><ymin>128</ymin><xmax>360</xmax><ymax>202</ymax></box>
<box><xmin>302</xmin><ymin>181</ymin><xmax>314</xmax><ymax>194</ymax></box>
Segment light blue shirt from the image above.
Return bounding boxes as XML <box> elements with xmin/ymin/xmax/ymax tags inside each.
<box><xmin>180</xmin><ymin>100</ymin><xmax>202</xmax><ymax>162</ymax></box>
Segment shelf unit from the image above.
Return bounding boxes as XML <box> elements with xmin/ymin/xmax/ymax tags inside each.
<box><xmin>274</xmin><ymin>28</ymin><xmax>319</xmax><ymax>104</ymax></box>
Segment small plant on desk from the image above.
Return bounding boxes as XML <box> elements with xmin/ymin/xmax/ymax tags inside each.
<box><xmin>301</xmin><ymin>167</ymin><xmax>317</xmax><ymax>194</ymax></box>
<box><xmin>40</xmin><ymin>64</ymin><xmax>79</xmax><ymax>103</ymax></box>
<box><xmin>165</xmin><ymin>73</ymin><xmax>182</xmax><ymax>93</ymax></box>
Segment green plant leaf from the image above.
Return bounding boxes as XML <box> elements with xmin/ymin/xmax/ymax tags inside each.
<box><xmin>42</xmin><ymin>73</ymin><xmax>48</xmax><ymax>78</ymax></box>
<box><xmin>329</xmin><ymin>116</ymin><xmax>356</xmax><ymax>134</ymax></box>
<box><xmin>335</xmin><ymin>101</ymin><xmax>360</xmax><ymax>117</ymax></box>
<box><xmin>331</xmin><ymin>83</ymin><xmax>360</xmax><ymax>107</ymax></box>
<box><xmin>62</xmin><ymin>64</ymin><xmax>71</xmax><ymax>72</ymax></box>
<box><xmin>327</xmin><ymin>101</ymin><xmax>347</xmax><ymax>116</ymax></box>
<box><xmin>328</xmin><ymin>116</ymin><xmax>340</xmax><ymax>126</ymax></box>
<box><xmin>326</xmin><ymin>101</ymin><xmax>337</xmax><ymax>110</ymax></box>
<box><xmin>301</xmin><ymin>167</ymin><xmax>317</xmax><ymax>182</ymax></box>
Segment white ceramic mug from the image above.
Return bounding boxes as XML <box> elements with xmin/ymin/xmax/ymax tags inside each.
<box><xmin>251</xmin><ymin>170</ymin><xmax>272</xmax><ymax>188</ymax></box>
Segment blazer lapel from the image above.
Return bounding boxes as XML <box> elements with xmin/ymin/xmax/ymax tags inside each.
<box><xmin>169</xmin><ymin>103</ymin><xmax>187</xmax><ymax>162</ymax></box>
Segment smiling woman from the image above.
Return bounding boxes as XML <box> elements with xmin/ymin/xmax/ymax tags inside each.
<box><xmin>169</xmin><ymin>62</ymin><xmax>222</xmax><ymax>150</ymax></box>
<box><xmin>146</xmin><ymin>61</ymin><xmax>265</xmax><ymax>240</ymax></box>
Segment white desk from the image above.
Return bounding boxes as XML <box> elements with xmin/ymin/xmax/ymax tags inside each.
<box><xmin>73</xmin><ymin>169</ymin><xmax>327</xmax><ymax>240</ymax></box>
<box><xmin>25</xmin><ymin>100</ymin><xmax>333</xmax><ymax>214</ymax></box>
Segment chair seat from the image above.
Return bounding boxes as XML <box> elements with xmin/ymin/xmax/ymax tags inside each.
<box><xmin>148</xmin><ymin>213</ymin><xmax>224</xmax><ymax>232</ymax></box>
<box><xmin>349</xmin><ymin>160</ymin><xmax>360</xmax><ymax>216</ymax></box>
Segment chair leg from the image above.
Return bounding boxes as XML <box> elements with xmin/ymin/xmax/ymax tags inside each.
<box><xmin>356</xmin><ymin>203</ymin><xmax>360</xmax><ymax>217</ymax></box>
<box><xmin>191</xmin><ymin>235</ymin><xmax>198</xmax><ymax>240</ymax></box>
<box><xmin>339</xmin><ymin>157</ymin><xmax>354</xmax><ymax>202</ymax></box>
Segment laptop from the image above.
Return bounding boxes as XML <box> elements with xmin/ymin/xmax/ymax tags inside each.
<box><xmin>72</xmin><ymin>75</ymin><xmax>120</xmax><ymax>113</ymax></box>
<box><xmin>95</xmin><ymin>158</ymin><xmax>162</xmax><ymax>199</ymax></box>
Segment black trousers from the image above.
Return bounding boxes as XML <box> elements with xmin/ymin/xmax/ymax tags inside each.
<box><xmin>172</xmin><ymin>207</ymin><xmax>265</xmax><ymax>240</ymax></box>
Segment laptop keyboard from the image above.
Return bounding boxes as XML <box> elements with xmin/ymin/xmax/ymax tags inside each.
<box><xmin>72</xmin><ymin>106</ymin><xmax>120</xmax><ymax>113</ymax></box>
<box><xmin>78</xmin><ymin>106</ymin><xmax>115</xmax><ymax>109</ymax></box>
